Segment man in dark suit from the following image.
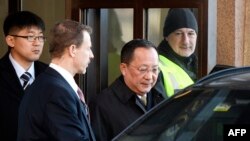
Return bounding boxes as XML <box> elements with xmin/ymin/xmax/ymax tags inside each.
<box><xmin>90</xmin><ymin>39</ymin><xmax>165</xmax><ymax>141</ymax></box>
<box><xmin>17</xmin><ymin>20</ymin><xmax>95</xmax><ymax>141</ymax></box>
<box><xmin>0</xmin><ymin>11</ymin><xmax>47</xmax><ymax>141</ymax></box>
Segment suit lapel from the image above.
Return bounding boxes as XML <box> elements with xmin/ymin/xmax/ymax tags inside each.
<box><xmin>46</xmin><ymin>67</ymin><xmax>96</xmax><ymax>141</ymax></box>
<box><xmin>0</xmin><ymin>54</ymin><xmax>24</xmax><ymax>99</ymax></box>
<box><xmin>79</xmin><ymin>101</ymin><xmax>89</xmax><ymax>121</ymax></box>
<box><xmin>135</xmin><ymin>98</ymin><xmax>147</xmax><ymax>113</ymax></box>
<box><xmin>79</xmin><ymin>102</ymin><xmax>96</xmax><ymax>141</ymax></box>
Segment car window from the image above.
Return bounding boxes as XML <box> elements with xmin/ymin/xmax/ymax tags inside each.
<box><xmin>113</xmin><ymin>88</ymin><xmax>250</xmax><ymax>141</ymax></box>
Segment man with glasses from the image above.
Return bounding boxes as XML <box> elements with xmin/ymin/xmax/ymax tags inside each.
<box><xmin>90</xmin><ymin>39</ymin><xmax>165</xmax><ymax>141</ymax></box>
<box><xmin>0</xmin><ymin>11</ymin><xmax>47</xmax><ymax>141</ymax></box>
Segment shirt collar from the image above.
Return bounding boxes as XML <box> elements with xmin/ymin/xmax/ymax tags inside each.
<box><xmin>138</xmin><ymin>94</ymin><xmax>147</xmax><ymax>99</ymax></box>
<box><xmin>49</xmin><ymin>63</ymin><xmax>78</xmax><ymax>93</ymax></box>
<box><xmin>9</xmin><ymin>53</ymin><xmax>35</xmax><ymax>81</ymax></box>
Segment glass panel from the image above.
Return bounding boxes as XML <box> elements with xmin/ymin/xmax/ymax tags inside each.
<box><xmin>147</xmin><ymin>8</ymin><xmax>170</xmax><ymax>46</ymax></box>
<box><xmin>147</xmin><ymin>8</ymin><xmax>199</xmax><ymax>81</ymax></box>
<box><xmin>147</xmin><ymin>8</ymin><xmax>198</xmax><ymax>50</ymax></box>
<box><xmin>0</xmin><ymin>0</ymin><xmax>8</xmax><ymax>58</ymax></box>
<box><xmin>21</xmin><ymin>0</ymin><xmax>66</xmax><ymax>63</ymax></box>
<box><xmin>106</xmin><ymin>9</ymin><xmax>133</xmax><ymax>85</ymax></box>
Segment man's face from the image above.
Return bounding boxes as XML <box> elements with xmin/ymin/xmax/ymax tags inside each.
<box><xmin>121</xmin><ymin>47</ymin><xmax>159</xmax><ymax>96</ymax></box>
<box><xmin>74</xmin><ymin>31</ymin><xmax>94</xmax><ymax>74</ymax></box>
<box><xmin>166</xmin><ymin>28</ymin><xmax>197</xmax><ymax>57</ymax></box>
<box><xmin>6</xmin><ymin>26</ymin><xmax>45</xmax><ymax>63</ymax></box>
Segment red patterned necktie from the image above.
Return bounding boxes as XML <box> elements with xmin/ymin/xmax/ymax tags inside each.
<box><xmin>77</xmin><ymin>87</ymin><xmax>86</xmax><ymax>103</ymax></box>
<box><xmin>77</xmin><ymin>87</ymin><xmax>89</xmax><ymax>120</ymax></box>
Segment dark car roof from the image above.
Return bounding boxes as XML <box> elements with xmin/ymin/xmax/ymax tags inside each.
<box><xmin>195</xmin><ymin>66</ymin><xmax>250</xmax><ymax>87</ymax></box>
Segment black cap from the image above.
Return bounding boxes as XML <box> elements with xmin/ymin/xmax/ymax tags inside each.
<box><xmin>163</xmin><ymin>8</ymin><xmax>198</xmax><ymax>37</ymax></box>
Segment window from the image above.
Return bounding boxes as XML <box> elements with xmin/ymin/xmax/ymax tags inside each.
<box><xmin>69</xmin><ymin>0</ymin><xmax>209</xmax><ymax>104</ymax></box>
<box><xmin>0</xmin><ymin>0</ymin><xmax>8</xmax><ymax>58</ymax></box>
<box><xmin>21</xmin><ymin>0</ymin><xmax>66</xmax><ymax>63</ymax></box>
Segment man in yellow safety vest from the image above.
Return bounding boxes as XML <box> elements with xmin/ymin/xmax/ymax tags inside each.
<box><xmin>158</xmin><ymin>8</ymin><xmax>198</xmax><ymax>98</ymax></box>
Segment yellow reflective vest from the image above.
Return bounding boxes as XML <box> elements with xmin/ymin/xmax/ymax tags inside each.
<box><xmin>159</xmin><ymin>55</ymin><xmax>194</xmax><ymax>97</ymax></box>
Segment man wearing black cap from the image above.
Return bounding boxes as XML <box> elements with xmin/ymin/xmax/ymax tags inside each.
<box><xmin>157</xmin><ymin>8</ymin><xmax>198</xmax><ymax>98</ymax></box>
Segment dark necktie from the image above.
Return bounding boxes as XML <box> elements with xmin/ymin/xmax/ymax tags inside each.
<box><xmin>20</xmin><ymin>72</ymin><xmax>31</xmax><ymax>90</ymax></box>
<box><xmin>77</xmin><ymin>87</ymin><xmax>89</xmax><ymax>120</ymax></box>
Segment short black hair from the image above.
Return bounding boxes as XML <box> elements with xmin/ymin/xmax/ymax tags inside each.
<box><xmin>121</xmin><ymin>39</ymin><xmax>157</xmax><ymax>64</ymax></box>
<box><xmin>3</xmin><ymin>11</ymin><xmax>45</xmax><ymax>36</ymax></box>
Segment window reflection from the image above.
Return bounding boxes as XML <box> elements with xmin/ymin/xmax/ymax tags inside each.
<box><xmin>106</xmin><ymin>9</ymin><xmax>133</xmax><ymax>85</ymax></box>
<box><xmin>21</xmin><ymin>0</ymin><xmax>65</xmax><ymax>63</ymax></box>
<box><xmin>0</xmin><ymin>0</ymin><xmax>8</xmax><ymax>58</ymax></box>
<box><xmin>147</xmin><ymin>8</ymin><xmax>198</xmax><ymax>48</ymax></box>
<box><xmin>147</xmin><ymin>8</ymin><xmax>170</xmax><ymax>46</ymax></box>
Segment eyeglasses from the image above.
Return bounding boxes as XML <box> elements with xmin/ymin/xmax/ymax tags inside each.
<box><xmin>128</xmin><ymin>64</ymin><xmax>160</xmax><ymax>75</ymax></box>
<box><xmin>10</xmin><ymin>35</ymin><xmax>46</xmax><ymax>42</ymax></box>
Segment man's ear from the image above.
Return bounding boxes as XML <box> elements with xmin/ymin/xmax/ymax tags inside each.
<box><xmin>165</xmin><ymin>36</ymin><xmax>169</xmax><ymax>42</ymax></box>
<box><xmin>120</xmin><ymin>63</ymin><xmax>127</xmax><ymax>76</ymax></box>
<box><xmin>68</xmin><ymin>44</ymin><xmax>77</xmax><ymax>57</ymax></box>
<box><xmin>5</xmin><ymin>35</ymin><xmax>15</xmax><ymax>48</ymax></box>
